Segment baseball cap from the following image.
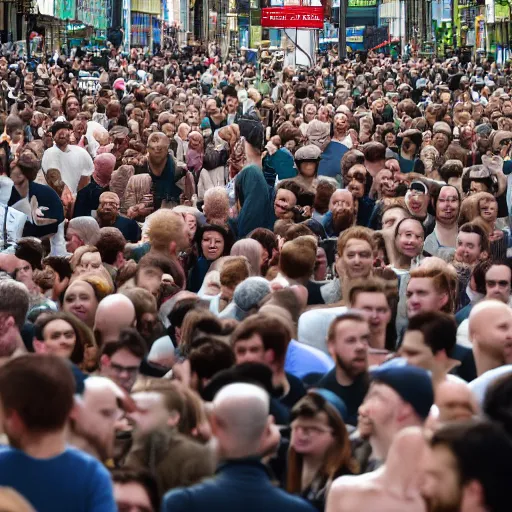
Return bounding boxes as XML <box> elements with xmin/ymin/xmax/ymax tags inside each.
<box><xmin>371</xmin><ymin>359</ymin><xmax>434</xmax><ymax>420</ymax></box>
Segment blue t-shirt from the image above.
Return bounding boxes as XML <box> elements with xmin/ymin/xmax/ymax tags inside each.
<box><xmin>0</xmin><ymin>446</ymin><xmax>116</xmax><ymax>512</ymax></box>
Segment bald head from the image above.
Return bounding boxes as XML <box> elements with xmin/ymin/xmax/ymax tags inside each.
<box><xmin>469</xmin><ymin>300</ymin><xmax>512</xmax><ymax>375</ymax></box>
<box><xmin>329</xmin><ymin>189</ymin><xmax>353</xmax><ymax>212</ymax></box>
<box><xmin>0</xmin><ymin>253</ymin><xmax>19</xmax><ymax>274</ymax></box>
<box><xmin>435</xmin><ymin>377</ymin><xmax>478</xmax><ymax>423</ymax></box>
<box><xmin>94</xmin><ymin>294</ymin><xmax>136</xmax><ymax>344</ymax></box>
<box><xmin>212</xmin><ymin>383</ymin><xmax>270</xmax><ymax>458</ymax></box>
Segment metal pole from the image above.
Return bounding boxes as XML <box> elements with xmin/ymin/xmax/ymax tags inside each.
<box><xmin>338</xmin><ymin>0</ymin><xmax>346</xmax><ymax>59</ymax></box>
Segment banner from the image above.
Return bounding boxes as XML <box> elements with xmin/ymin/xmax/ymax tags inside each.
<box><xmin>261</xmin><ymin>6</ymin><xmax>324</xmax><ymax>28</ymax></box>
<box><xmin>348</xmin><ymin>0</ymin><xmax>377</xmax><ymax>6</ymax></box>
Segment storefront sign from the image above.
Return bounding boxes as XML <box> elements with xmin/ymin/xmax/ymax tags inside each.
<box><xmin>261</xmin><ymin>6</ymin><xmax>324</xmax><ymax>28</ymax></box>
<box><xmin>348</xmin><ymin>0</ymin><xmax>377</xmax><ymax>7</ymax></box>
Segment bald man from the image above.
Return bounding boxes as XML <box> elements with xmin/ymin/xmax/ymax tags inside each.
<box><xmin>94</xmin><ymin>294</ymin><xmax>136</xmax><ymax>345</ymax></box>
<box><xmin>469</xmin><ymin>300</ymin><xmax>512</xmax><ymax>376</ymax></box>
<box><xmin>435</xmin><ymin>377</ymin><xmax>478</xmax><ymax>423</ymax></box>
<box><xmin>68</xmin><ymin>376</ymin><xmax>124</xmax><ymax>462</ymax></box>
<box><xmin>161</xmin><ymin>383</ymin><xmax>315</xmax><ymax>512</ymax></box>
<box><xmin>326</xmin><ymin>427</ymin><xmax>427</xmax><ymax>512</ymax></box>
<box><xmin>96</xmin><ymin>192</ymin><xmax>141</xmax><ymax>242</ymax></box>
<box><xmin>0</xmin><ymin>253</ymin><xmax>19</xmax><ymax>274</ymax></box>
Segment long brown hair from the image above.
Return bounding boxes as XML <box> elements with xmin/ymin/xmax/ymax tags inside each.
<box><xmin>287</xmin><ymin>392</ymin><xmax>358</xmax><ymax>494</ymax></box>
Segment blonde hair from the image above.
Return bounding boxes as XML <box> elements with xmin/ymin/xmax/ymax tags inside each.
<box><xmin>148</xmin><ymin>209</ymin><xmax>186</xmax><ymax>252</ymax></box>
<box><xmin>203</xmin><ymin>187</ymin><xmax>229</xmax><ymax>223</ymax></box>
<box><xmin>70</xmin><ymin>245</ymin><xmax>99</xmax><ymax>271</ymax></box>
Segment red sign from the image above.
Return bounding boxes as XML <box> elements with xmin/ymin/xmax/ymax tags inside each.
<box><xmin>261</xmin><ymin>6</ymin><xmax>324</xmax><ymax>29</ymax></box>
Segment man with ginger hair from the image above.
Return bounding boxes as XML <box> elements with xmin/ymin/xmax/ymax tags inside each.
<box><xmin>147</xmin><ymin>209</ymin><xmax>190</xmax><ymax>264</ymax></box>
<box><xmin>203</xmin><ymin>187</ymin><xmax>230</xmax><ymax>226</ymax></box>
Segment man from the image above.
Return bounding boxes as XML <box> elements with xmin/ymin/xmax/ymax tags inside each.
<box><xmin>0</xmin><ymin>279</ymin><xmax>29</xmax><ymax>359</ymax></box>
<box><xmin>145</xmin><ymin>132</ymin><xmax>187</xmax><ymax>209</ymax></box>
<box><xmin>318</xmin><ymin>113</ymin><xmax>351</xmax><ymax>180</ymax></box>
<box><xmin>327</xmin><ymin>428</ymin><xmax>427</xmax><ymax>512</ymax></box>
<box><xmin>347</xmin><ymin>278</ymin><xmax>392</xmax><ymax>352</ymax></box>
<box><xmin>127</xmin><ymin>380</ymin><xmax>215</xmax><ymax>496</ymax></box>
<box><xmin>112</xmin><ymin>469</ymin><xmax>160</xmax><ymax>512</ymax></box>
<box><xmin>468</xmin><ymin>300</ymin><xmax>512</xmax><ymax>377</ymax></box>
<box><xmin>315</xmin><ymin>312</ymin><xmax>370</xmax><ymax>426</ymax></box>
<box><xmin>231</xmin><ymin>313</ymin><xmax>305</xmax><ymax>411</ymax></box>
<box><xmin>161</xmin><ymin>382</ymin><xmax>316</xmax><ymax>512</ymax></box>
<box><xmin>146</xmin><ymin>209</ymin><xmax>190</xmax><ymax>266</ymax></box>
<box><xmin>421</xmin><ymin>421</ymin><xmax>512</xmax><ymax>512</ymax></box>
<box><xmin>274</xmin><ymin>185</ymin><xmax>298</xmax><ymax>221</ymax></box>
<box><xmin>322</xmin><ymin>189</ymin><xmax>356</xmax><ymax>237</ymax></box>
<box><xmin>99</xmin><ymin>328</ymin><xmax>147</xmax><ymax>392</ymax></box>
<box><xmin>41</xmin><ymin>120</ymin><xmax>94</xmax><ymax>195</ymax></box>
<box><xmin>321</xmin><ymin>227</ymin><xmax>375</xmax><ymax>304</ymax></box>
<box><xmin>435</xmin><ymin>378</ymin><xmax>478</xmax><ymax>423</ymax></box>
<box><xmin>395</xmin><ymin>128</ymin><xmax>423</xmax><ymax>173</ymax></box>
<box><xmin>69</xmin><ymin>375</ymin><xmax>124</xmax><ymax>462</ymax></box>
<box><xmin>135</xmin><ymin>253</ymin><xmax>184</xmax><ymax>297</ymax></box>
<box><xmin>96</xmin><ymin>192</ymin><xmax>141</xmax><ymax>243</ymax></box>
<box><xmin>96</xmin><ymin>227</ymin><xmax>127</xmax><ymax>277</ymax></box>
<box><xmin>363</xmin><ymin>141</ymin><xmax>386</xmax><ymax>182</ymax></box>
<box><xmin>423</xmin><ymin>185</ymin><xmax>461</xmax><ymax>258</ymax></box>
<box><xmin>278</xmin><ymin>237</ymin><xmax>323</xmax><ymax>305</ymax></box>
<box><xmin>94</xmin><ymin>294</ymin><xmax>136</xmax><ymax>345</ymax></box>
<box><xmin>0</xmin><ymin>355</ymin><xmax>116</xmax><ymax>511</ymax></box>
<box><xmin>400</xmin><ymin>311</ymin><xmax>460</xmax><ymax>386</ymax></box>
<box><xmin>404</xmin><ymin>180</ymin><xmax>434</xmax><ymax>235</ymax></box>
<box><xmin>358</xmin><ymin>362</ymin><xmax>434</xmax><ymax>463</ymax></box>
<box><xmin>457</xmin><ymin>260</ymin><xmax>512</xmax><ymax>344</ymax></box>
<box><xmin>65</xmin><ymin>217</ymin><xmax>101</xmax><ymax>253</ymax></box>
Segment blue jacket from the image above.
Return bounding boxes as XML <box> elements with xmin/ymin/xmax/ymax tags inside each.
<box><xmin>161</xmin><ymin>458</ymin><xmax>316</xmax><ymax>512</ymax></box>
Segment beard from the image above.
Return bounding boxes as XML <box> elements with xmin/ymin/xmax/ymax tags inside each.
<box><xmin>332</xmin><ymin>209</ymin><xmax>355</xmax><ymax>235</ymax></box>
<box><xmin>96</xmin><ymin>210</ymin><xmax>117</xmax><ymax>227</ymax></box>
<box><xmin>423</xmin><ymin>491</ymin><xmax>462</xmax><ymax>512</ymax></box>
<box><xmin>336</xmin><ymin>354</ymin><xmax>366</xmax><ymax>379</ymax></box>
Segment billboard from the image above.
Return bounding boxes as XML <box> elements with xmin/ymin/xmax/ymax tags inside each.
<box><xmin>261</xmin><ymin>6</ymin><xmax>324</xmax><ymax>28</ymax></box>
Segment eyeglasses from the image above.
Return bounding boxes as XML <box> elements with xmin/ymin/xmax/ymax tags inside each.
<box><xmin>290</xmin><ymin>423</ymin><xmax>333</xmax><ymax>436</ymax></box>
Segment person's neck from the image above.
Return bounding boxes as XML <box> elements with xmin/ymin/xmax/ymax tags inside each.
<box><xmin>435</xmin><ymin>221</ymin><xmax>458</xmax><ymax>246</ymax></box>
<box><xmin>148</xmin><ymin>155</ymin><xmax>168</xmax><ymax>175</ymax></box>
<box><xmin>332</xmin><ymin>130</ymin><xmax>347</xmax><ymax>141</ymax></box>
<box><xmin>15</xmin><ymin>179</ymin><xmax>29</xmax><ymax>198</ymax></box>
<box><xmin>296</xmin><ymin>174</ymin><xmax>315</xmax><ymax>188</ymax></box>
<box><xmin>474</xmin><ymin>347</ymin><xmax>504</xmax><ymax>377</ymax></box>
<box><xmin>150</xmin><ymin>247</ymin><xmax>178</xmax><ymax>262</ymax></box>
<box><xmin>335</xmin><ymin>365</ymin><xmax>355</xmax><ymax>387</ymax></box>
<box><xmin>394</xmin><ymin>253</ymin><xmax>413</xmax><ymax>270</ymax></box>
<box><xmin>370</xmin><ymin>330</ymin><xmax>386</xmax><ymax>350</ymax></box>
<box><xmin>400</xmin><ymin>148</ymin><xmax>415</xmax><ymax>160</ymax></box>
<box><xmin>245</xmin><ymin>147</ymin><xmax>262</xmax><ymax>167</ymax></box>
<box><xmin>272</xmin><ymin>369</ymin><xmax>290</xmax><ymax>397</ymax></box>
<box><xmin>301</xmin><ymin>454</ymin><xmax>325</xmax><ymax>490</ymax></box>
<box><xmin>56</xmin><ymin>143</ymin><xmax>68</xmax><ymax>152</ymax></box>
<box><xmin>370</xmin><ymin>429</ymin><xmax>394</xmax><ymax>463</ymax></box>
<box><xmin>68</xmin><ymin>430</ymin><xmax>103</xmax><ymax>460</ymax></box>
<box><xmin>365</xmin><ymin>161</ymin><xmax>384</xmax><ymax>178</ymax></box>
<box><xmin>21</xmin><ymin>429</ymin><xmax>67</xmax><ymax>459</ymax></box>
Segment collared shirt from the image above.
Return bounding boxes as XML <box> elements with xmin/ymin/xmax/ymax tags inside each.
<box><xmin>42</xmin><ymin>144</ymin><xmax>94</xmax><ymax>195</ymax></box>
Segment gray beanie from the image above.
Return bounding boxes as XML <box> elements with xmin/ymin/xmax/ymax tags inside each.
<box><xmin>219</xmin><ymin>277</ymin><xmax>271</xmax><ymax>321</ymax></box>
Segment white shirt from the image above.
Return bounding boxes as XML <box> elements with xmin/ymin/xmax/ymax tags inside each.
<box><xmin>41</xmin><ymin>144</ymin><xmax>94</xmax><ymax>195</ymax></box>
<box><xmin>0</xmin><ymin>202</ymin><xmax>27</xmax><ymax>252</ymax></box>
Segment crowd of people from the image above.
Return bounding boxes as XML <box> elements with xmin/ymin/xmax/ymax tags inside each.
<box><xmin>0</xmin><ymin>41</ymin><xmax>512</xmax><ymax>511</ymax></box>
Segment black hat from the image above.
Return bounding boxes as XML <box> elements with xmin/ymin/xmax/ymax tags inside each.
<box><xmin>50</xmin><ymin>121</ymin><xmax>72</xmax><ymax>136</ymax></box>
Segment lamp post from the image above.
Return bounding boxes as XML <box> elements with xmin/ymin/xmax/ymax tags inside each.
<box><xmin>338</xmin><ymin>0</ymin><xmax>347</xmax><ymax>59</ymax></box>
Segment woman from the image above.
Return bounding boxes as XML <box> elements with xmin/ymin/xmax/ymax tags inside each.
<box><xmin>33</xmin><ymin>311</ymin><xmax>86</xmax><ymax>366</ymax></box>
<box><xmin>62</xmin><ymin>274</ymin><xmax>110</xmax><ymax>329</ymax></box>
<box><xmin>188</xmin><ymin>224</ymin><xmax>231</xmax><ymax>293</ymax></box>
<box><xmin>287</xmin><ymin>390</ymin><xmax>358</xmax><ymax>511</ymax></box>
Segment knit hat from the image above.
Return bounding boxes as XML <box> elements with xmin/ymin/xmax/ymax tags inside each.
<box><xmin>371</xmin><ymin>360</ymin><xmax>434</xmax><ymax>420</ymax></box>
<box><xmin>219</xmin><ymin>277</ymin><xmax>271</xmax><ymax>321</ymax></box>
<box><xmin>310</xmin><ymin>388</ymin><xmax>349</xmax><ymax>423</ymax></box>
